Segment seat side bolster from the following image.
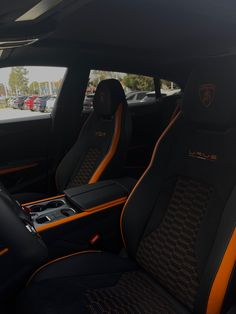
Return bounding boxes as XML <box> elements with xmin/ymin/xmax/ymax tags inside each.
<box><xmin>89</xmin><ymin>103</ymin><xmax>123</xmax><ymax>184</ymax></box>
<box><xmin>206</xmin><ymin>228</ymin><xmax>236</xmax><ymax>314</ymax></box>
<box><xmin>120</xmin><ymin>111</ymin><xmax>182</xmax><ymax>248</ymax></box>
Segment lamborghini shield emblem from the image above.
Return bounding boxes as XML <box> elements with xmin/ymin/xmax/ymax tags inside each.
<box><xmin>199</xmin><ymin>84</ymin><xmax>216</xmax><ymax>108</ymax></box>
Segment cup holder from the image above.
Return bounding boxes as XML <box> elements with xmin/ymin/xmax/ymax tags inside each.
<box><xmin>30</xmin><ymin>205</ymin><xmax>46</xmax><ymax>212</ymax></box>
<box><xmin>30</xmin><ymin>200</ymin><xmax>64</xmax><ymax>213</ymax></box>
<box><xmin>61</xmin><ymin>208</ymin><xmax>76</xmax><ymax>217</ymax></box>
<box><xmin>46</xmin><ymin>200</ymin><xmax>64</xmax><ymax>208</ymax></box>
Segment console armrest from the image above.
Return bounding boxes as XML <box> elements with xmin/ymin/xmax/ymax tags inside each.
<box><xmin>64</xmin><ymin>177</ymin><xmax>136</xmax><ymax>210</ymax></box>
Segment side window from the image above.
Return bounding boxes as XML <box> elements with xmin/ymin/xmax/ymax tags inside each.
<box><xmin>0</xmin><ymin>66</ymin><xmax>67</xmax><ymax>121</ymax></box>
<box><xmin>160</xmin><ymin>80</ymin><xmax>181</xmax><ymax>96</ymax></box>
<box><xmin>84</xmin><ymin>70</ymin><xmax>181</xmax><ymax>111</ymax></box>
<box><xmin>85</xmin><ymin>71</ymin><xmax>155</xmax><ymax>110</ymax></box>
<box><xmin>137</xmin><ymin>92</ymin><xmax>147</xmax><ymax>100</ymax></box>
<box><xmin>126</xmin><ymin>94</ymin><xmax>136</xmax><ymax>101</ymax></box>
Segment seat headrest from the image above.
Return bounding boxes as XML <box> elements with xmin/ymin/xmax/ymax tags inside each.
<box><xmin>93</xmin><ymin>79</ymin><xmax>127</xmax><ymax>117</ymax></box>
<box><xmin>183</xmin><ymin>59</ymin><xmax>236</xmax><ymax>128</ymax></box>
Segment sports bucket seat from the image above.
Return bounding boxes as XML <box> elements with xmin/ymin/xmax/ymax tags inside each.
<box><xmin>56</xmin><ymin>78</ymin><xmax>131</xmax><ymax>191</ymax></box>
<box><xmin>18</xmin><ymin>59</ymin><xmax>236</xmax><ymax>313</ymax></box>
<box><xmin>15</xmin><ymin>79</ymin><xmax>131</xmax><ymax>203</ymax></box>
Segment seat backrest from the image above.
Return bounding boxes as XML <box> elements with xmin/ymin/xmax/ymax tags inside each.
<box><xmin>56</xmin><ymin>79</ymin><xmax>131</xmax><ymax>192</ymax></box>
<box><xmin>121</xmin><ymin>59</ymin><xmax>236</xmax><ymax>314</ymax></box>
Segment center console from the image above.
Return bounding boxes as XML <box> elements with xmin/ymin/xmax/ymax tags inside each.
<box><xmin>22</xmin><ymin>178</ymin><xmax>136</xmax><ymax>232</ymax></box>
<box><xmin>23</xmin><ymin>196</ymin><xmax>77</xmax><ymax>229</ymax></box>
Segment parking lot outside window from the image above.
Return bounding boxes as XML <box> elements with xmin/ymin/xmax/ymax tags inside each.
<box><xmin>0</xmin><ymin>66</ymin><xmax>67</xmax><ymax>121</ymax></box>
<box><xmin>84</xmin><ymin>70</ymin><xmax>180</xmax><ymax>111</ymax></box>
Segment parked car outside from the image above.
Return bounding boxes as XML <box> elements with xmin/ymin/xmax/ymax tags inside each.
<box><xmin>12</xmin><ymin>96</ymin><xmax>27</xmax><ymax>109</ymax></box>
<box><xmin>23</xmin><ymin>96</ymin><xmax>38</xmax><ymax>110</ymax></box>
<box><xmin>83</xmin><ymin>93</ymin><xmax>94</xmax><ymax>111</ymax></box>
<box><xmin>140</xmin><ymin>91</ymin><xmax>157</xmax><ymax>104</ymax></box>
<box><xmin>139</xmin><ymin>89</ymin><xmax>181</xmax><ymax>105</ymax></box>
<box><xmin>45</xmin><ymin>96</ymin><xmax>57</xmax><ymax>113</ymax></box>
<box><xmin>7</xmin><ymin>97</ymin><xmax>16</xmax><ymax>108</ymax></box>
<box><xmin>32</xmin><ymin>96</ymin><xmax>50</xmax><ymax>112</ymax></box>
<box><xmin>126</xmin><ymin>91</ymin><xmax>147</xmax><ymax>104</ymax></box>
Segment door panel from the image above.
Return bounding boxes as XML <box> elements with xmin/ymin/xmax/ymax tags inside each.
<box><xmin>0</xmin><ymin>116</ymin><xmax>52</xmax><ymax>194</ymax></box>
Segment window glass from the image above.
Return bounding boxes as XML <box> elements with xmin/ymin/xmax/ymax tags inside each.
<box><xmin>160</xmin><ymin>79</ymin><xmax>181</xmax><ymax>96</ymax></box>
<box><xmin>84</xmin><ymin>70</ymin><xmax>180</xmax><ymax>110</ymax></box>
<box><xmin>126</xmin><ymin>94</ymin><xmax>136</xmax><ymax>101</ymax></box>
<box><xmin>0</xmin><ymin>66</ymin><xmax>67</xmax><ymax>121</ymax></box>
<box><xmin>137</xmin><ymin>92</ymin><xmax>147</xmax><ymax>100</ymax></box>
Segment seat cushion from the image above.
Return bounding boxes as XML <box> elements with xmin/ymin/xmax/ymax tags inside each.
<box><xmin>18</xmin><ymin>251</ymin><xmax>189</xmax><ymax>314</ymax></box>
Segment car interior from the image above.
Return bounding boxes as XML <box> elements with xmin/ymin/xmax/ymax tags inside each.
<box><xmin>1</xmin><ymin>0</ymin><xmax>236</xmax><ymax>313</ymax></box>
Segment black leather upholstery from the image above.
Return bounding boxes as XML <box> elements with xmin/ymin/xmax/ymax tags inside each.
<box><xmin>14</xmin><ymin>193</ymin><xmax>48</xmax><ymax>204</ymax></box>
<box><xmin>56</xmin><ymin>79</ymin><xmax>131</xmax><ymax>192</ymax></box>
<box><xmin>183</xmin><ymin>60</ymin><xmax>236</xmax><ymax>127</ymax></box>
<box><xmin>14</xmin><ymin>79</ymin><xmax>131</xmax><ymax>204</ymax></box>
<box><xmin>93</xmin><ymin>79</ymin><xmax>126</xmax><ymax>117</ymax></box>
<box><xmin>64</xmin><ymin>177</ymin><xmax>136</xmax><ymax>210</ymax></box>
<box><xmin>19</xmin><ymin>252</ymin><xmax>187</xmax><ymax>314</ymax></box>
<box><xmin>19</xmin><ymin>59</ymin><xmax>236</xmax><ymax>313</ymax></box>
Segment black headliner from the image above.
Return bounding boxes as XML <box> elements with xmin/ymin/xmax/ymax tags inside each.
<box><xmin>1</xmin><ymin>0</ymin><xmax>236</xmax><ymax>83</ymax></box>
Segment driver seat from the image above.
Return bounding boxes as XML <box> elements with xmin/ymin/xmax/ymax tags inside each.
<box><xmin>19</xmin><ymin>59</ymin><xmax>236</xmax><ymax>313</ymax></box>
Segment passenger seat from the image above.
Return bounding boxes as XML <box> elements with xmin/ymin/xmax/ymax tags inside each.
<box><xmin>16</xmin><ymin>79</ymin><xmax>132</xmax><ymax>203</ymax></box>
<box><xmin>55</xmin><ymin>79</ymin><xmax>131</xmax><ymax>191</ymax></box>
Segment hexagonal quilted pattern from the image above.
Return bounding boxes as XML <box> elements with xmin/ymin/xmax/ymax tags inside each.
<box><xmin>137</xmin><ymin>177</ymin><xmax>213</xmax><ymax>310</ymax></box>
<box><xmin>67</xmin><ymin>147</ymin><xmax>102</xmax><ymax>188</ymax></box>
<box><xmin>85</xmin><ymin>271</ymin><xmax>176</xmax><ymax>313</ymax></box>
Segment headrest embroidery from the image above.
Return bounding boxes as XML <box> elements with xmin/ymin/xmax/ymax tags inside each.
<box><xmin>95</xmin><ymin>131</ymin><xmax>106</xmax><ymax>137</ymax></box>
<box><xmin>189</xmin><ymin>150</ymin><xmax>218</xmax><ymax>161</ymax></box>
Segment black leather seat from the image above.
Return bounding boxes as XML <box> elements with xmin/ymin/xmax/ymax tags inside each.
<box><xmin>16</xmin><ymin>79</ymin><xmax>131</xmax><ymax>203</ymax></box>
<box><xmin>56</xmin><ymin>79</ymin><xmax>131</xmax><ymax>191</ymax></box>
<box><xmin>18</xmin><ymin>59</ymin><xmax>236</xmax><ymax>313</ymax></box>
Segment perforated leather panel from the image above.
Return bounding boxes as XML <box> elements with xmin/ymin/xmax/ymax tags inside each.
<box><xmin>67</xmin><ymin>147</ymin><xmax>102</xmax><ymax>188</ymax></box>
<box><xmin>85</xmin><ymin>271</ymin><xmax>176</xmax><ymax>313</ymax></box>
<box><xmin>137</xmin><ymin>177</ymin><xmax>213</xmax><ymax>310</ymax></box>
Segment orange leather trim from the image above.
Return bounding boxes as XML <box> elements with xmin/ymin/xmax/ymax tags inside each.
<box><xmin>0</xmin><ymin>163</ymin><xmax>38</xmax><ymax>176</ymax></box>
<box><xmin>26</xmin><ymin>250</ymin><xmax>101</xmax><ymax>286</ymax></box>
<box><xmin>21</xmin><ymin>194</ymin><xmax>65</xmax><ymax>207</ymax></box>
<box><xmin>120</xmin><ymin>112</ymin><xmax>181</xmax><ymax>247</ymax></box>
<box><xmin>89</xmin><ymin>104</ymin><xmax>123</xmax><ymax>184</ymax></box>
<box><xmin>36</xmin><ymin>196</ymin><xmax>127</xmax><ymax>233</ymax></box>
<box><xmin>206</xmin><ymin>228</ymin><xmax>236</xmax><ymax>314</ymax></box>
<box><xmin>0</xmin><ymin>248</ymin><xmax>9</xmax><ymax>256</ymax></box>
<box><xmin>170</xmin><ymin>104</ymin><xmax>181</xmax><ymax>121</ymax></box>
